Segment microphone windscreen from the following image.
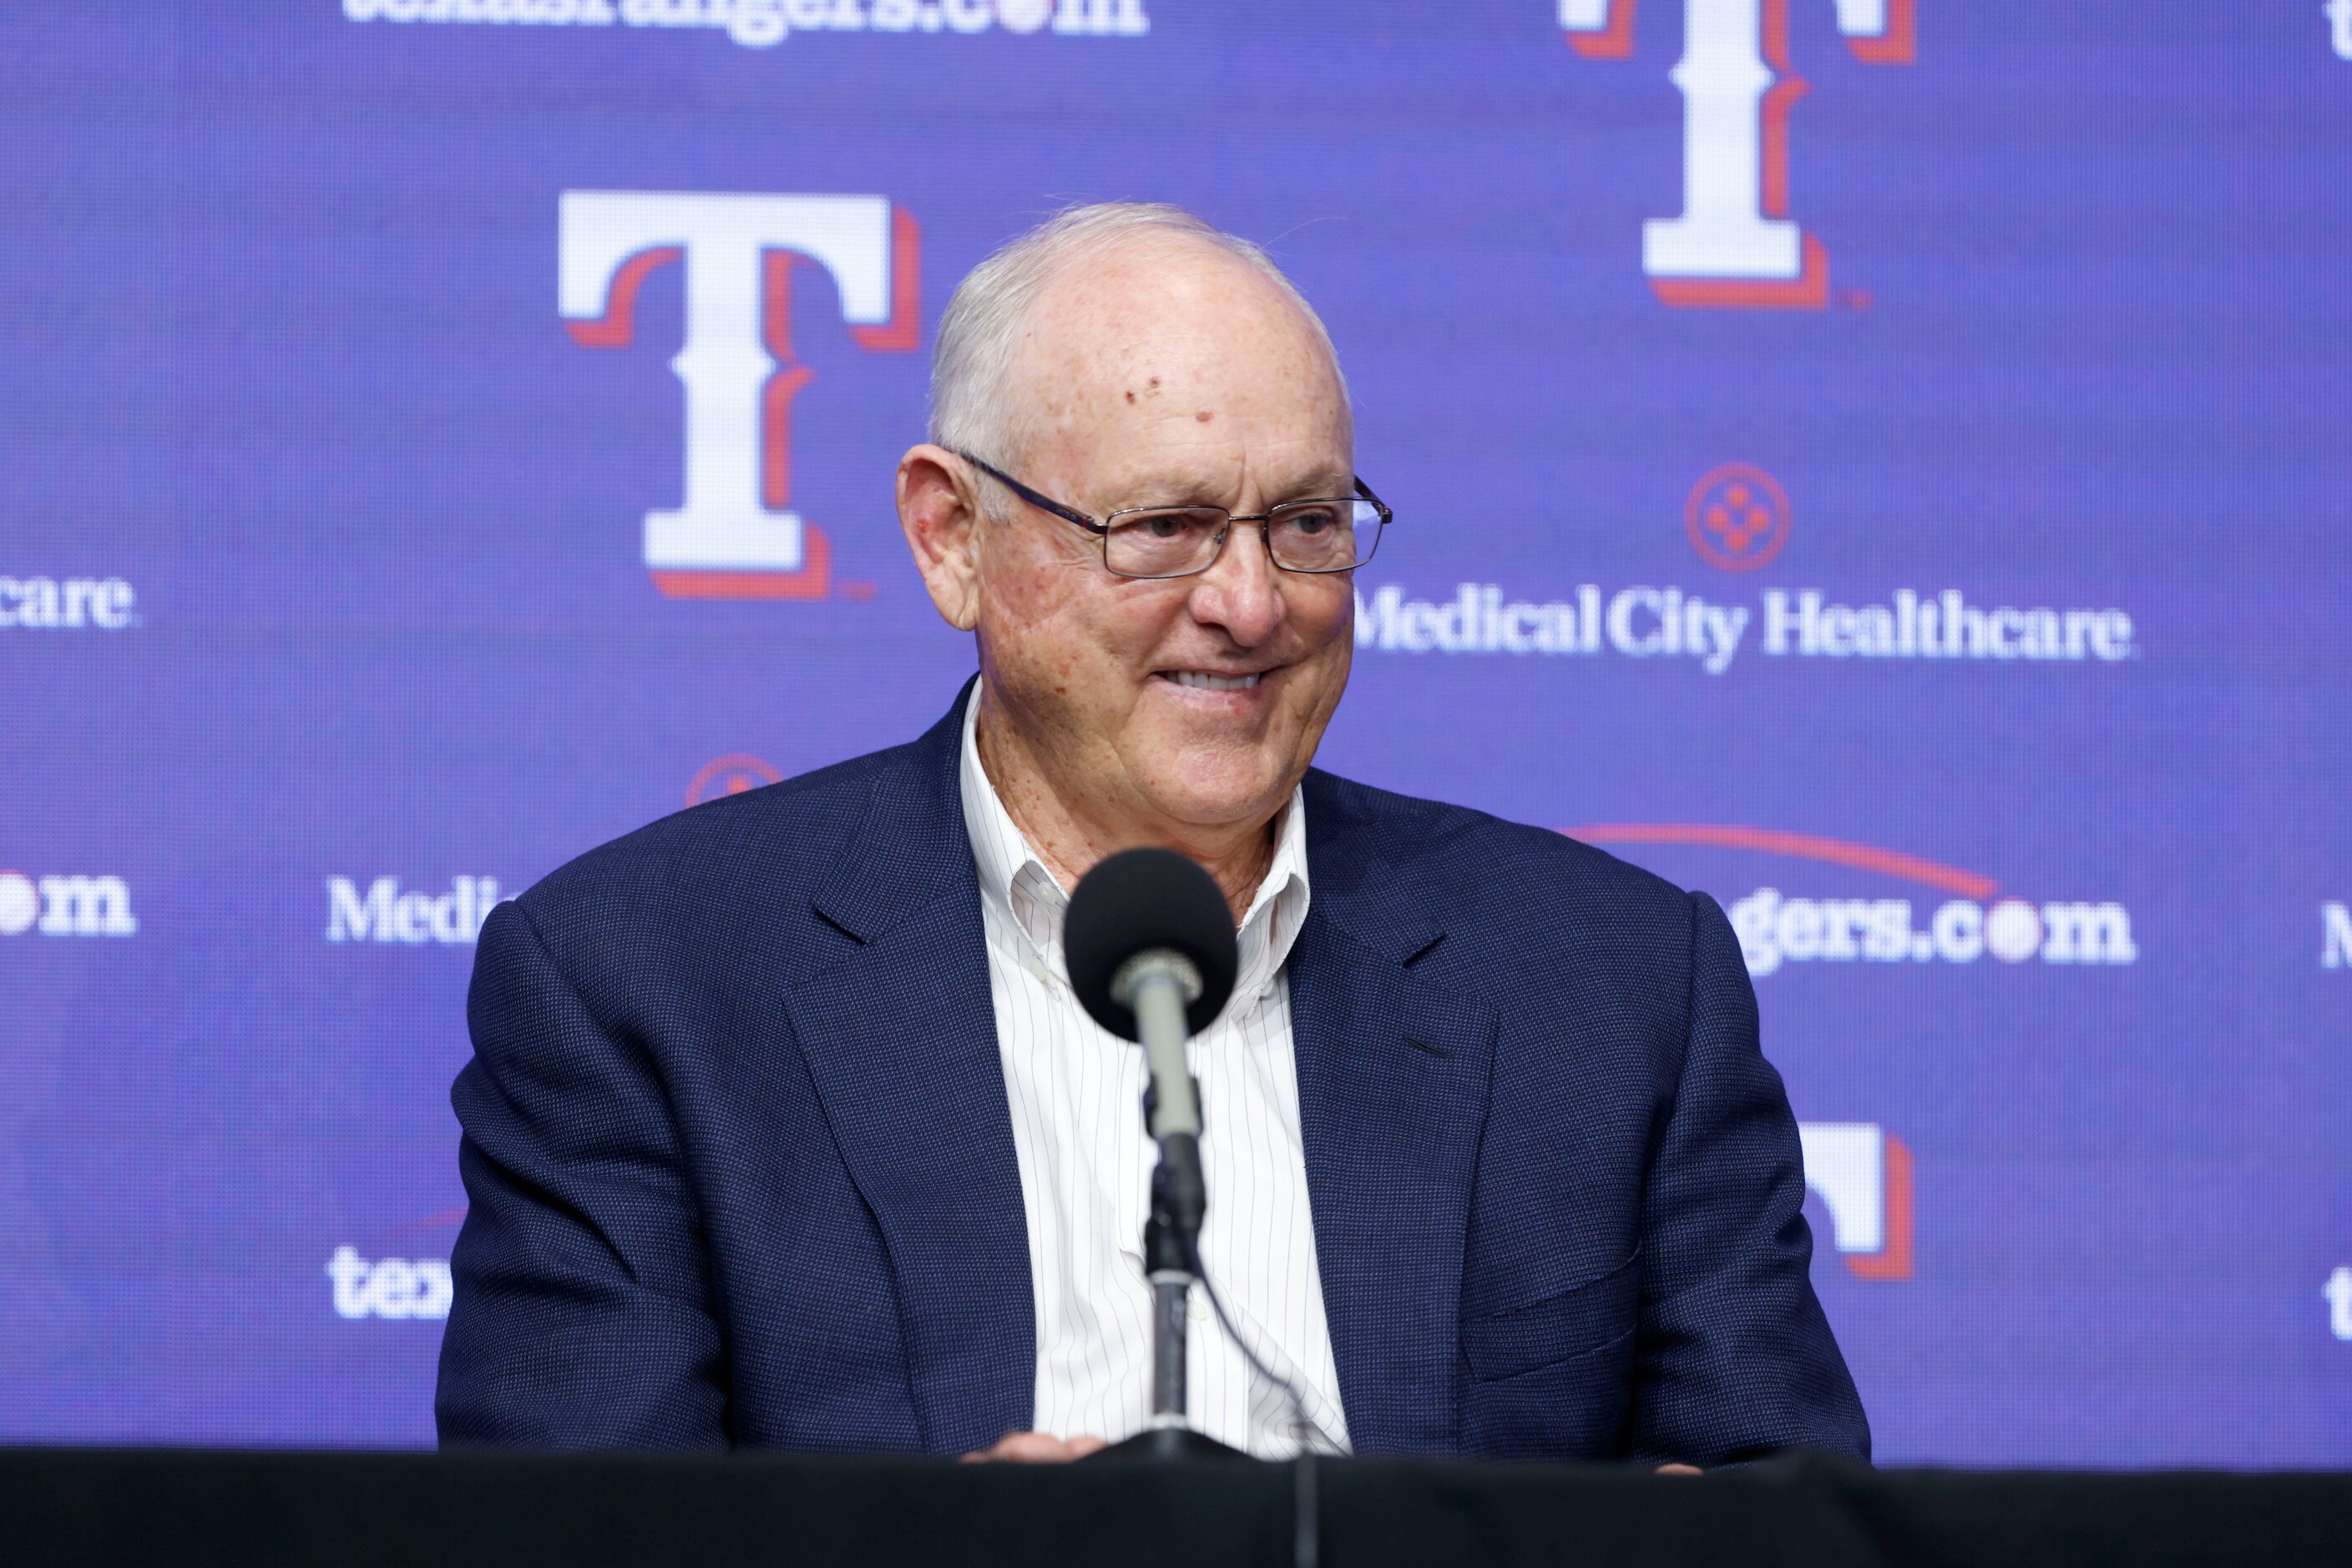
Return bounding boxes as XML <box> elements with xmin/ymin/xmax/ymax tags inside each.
<box><xmin>1063</xmin><ymin>847</ymin><xmax>1240</xmax><ymax>1042</ymax></box>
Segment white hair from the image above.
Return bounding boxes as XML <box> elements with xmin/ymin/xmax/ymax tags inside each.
<box><xmin>927</xmin><ymin>203</ymin><xmax>1351</xmax><ymax>501</ymax></box>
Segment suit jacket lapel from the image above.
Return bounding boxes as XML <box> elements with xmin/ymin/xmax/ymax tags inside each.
<box><xmin>1291</xmin><ymin>776</ymin><xmax>1499</xmax><ymax>1455</ymax></box>
<box><xmin>783</xmin><ymin>687</ymin><xmax>1034</xmax><ymax>1454</ymax></box>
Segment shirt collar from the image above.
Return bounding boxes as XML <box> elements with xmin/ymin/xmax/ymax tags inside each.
<box><xmin>957</xmin><ymin>683</ymin><xmax>1313</xmax><ymax>1002</ymax></box>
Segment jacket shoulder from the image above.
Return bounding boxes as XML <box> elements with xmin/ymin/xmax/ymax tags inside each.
<box><xmin>1306</xmin><ymin>769</ymin><xmax>1699</xmax><ymax>933</ymax></box>
<box><xmin>1308</xmin><ymin>771</ymin><xmax>1712</xmax><ymax>969</ymax></box>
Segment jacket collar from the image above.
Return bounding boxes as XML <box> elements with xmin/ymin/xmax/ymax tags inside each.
<box><xmin>1288</xmin><ymin>772</ymin><xmax>1494</xmax><ymax>1454</ymax></box>
<box><xmin>807</xmin><ymin>681</ymin><xmax>979</xmax><ymax>947</ymax></box>
<box><xmin>788</xmin><ymin>678</ymin><xmax>1036</xmax><ymax>1453</ymax></box>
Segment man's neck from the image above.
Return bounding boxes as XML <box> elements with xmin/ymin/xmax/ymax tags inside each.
<box><xmin>974</xmin><ymin>689</ymin><xmax>1277</xmax><ymax>925</ymax></box>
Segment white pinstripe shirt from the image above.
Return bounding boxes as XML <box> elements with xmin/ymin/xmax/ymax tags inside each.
<box><xmin>958</xmin><ymin>690</ymin><xmax>1352</xmax><ymax>1457</ymax></box>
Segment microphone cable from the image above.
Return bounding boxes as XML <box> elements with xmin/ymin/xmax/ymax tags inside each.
<box><xmin>1181</xmin><ymin>1234</ymin><xmax>1330</xmax><ymax>1568</ymax></box>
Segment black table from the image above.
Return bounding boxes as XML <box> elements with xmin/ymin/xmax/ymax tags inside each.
<box><xmin>6</xmin><ymin>1447</ymin><xmax>2347</xmax><ymax>1567</ymax></box>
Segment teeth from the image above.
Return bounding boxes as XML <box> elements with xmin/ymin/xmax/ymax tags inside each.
<box><xmin>1167</xmin><ymin>670</ymin><xmax>1261</xmax><ymax>692</ymax></box>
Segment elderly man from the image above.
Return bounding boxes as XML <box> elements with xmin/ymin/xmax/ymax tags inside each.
<box><xmin>437</xmin><ymin>204</ymin><xmax>1868</xmax><ymax>1465</ymax></box>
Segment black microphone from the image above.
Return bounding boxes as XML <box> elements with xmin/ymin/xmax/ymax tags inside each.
<box><xmin>1065</xmin><ymin>847</ymin><xmax>1239</xmax><ymax>1042</ymax></box>
<box><xmin>1068</xmin><ymin>849</ymin><xmax>1328</xmax><ymax>1473</ymax></box>
<box><xmin>1065</xmin><ymin>847</ymin><xmax>1238</xmax><ymax>1239</ymax></box>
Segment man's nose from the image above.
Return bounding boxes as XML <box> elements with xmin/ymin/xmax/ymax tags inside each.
<box><xmin>1186</xmin><ymin>520</ymin><xmax>1285</xmax><ymax>645</ymax></box>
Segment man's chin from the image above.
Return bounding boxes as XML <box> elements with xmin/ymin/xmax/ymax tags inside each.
<box><xmin>1117</xmin><ymin>704</ymin><xmax>1315</xmax><ymax>834</ymax></box>
<box><xmin>1131</xmin><ymin>756</ymin><xmax>1297</xmax><ymax>837</ymax></box>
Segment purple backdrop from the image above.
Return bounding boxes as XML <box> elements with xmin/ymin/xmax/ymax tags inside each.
<box><xmin>2</xmin><ymin>0</ymin><xmax>2348</xmax><ymax>1464</ymax></box>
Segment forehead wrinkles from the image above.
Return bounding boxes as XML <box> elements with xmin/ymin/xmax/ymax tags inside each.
<box><xmin>1008</xmin><ymin>246</ymin><xmax>1348</xmax><ymax>484</ymax></box>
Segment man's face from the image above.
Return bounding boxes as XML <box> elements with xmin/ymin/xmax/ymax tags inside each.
<box><xmin>970</xmin><ymin>242</ymin><xmax>1357</xmax><ymax>839</ymax></box>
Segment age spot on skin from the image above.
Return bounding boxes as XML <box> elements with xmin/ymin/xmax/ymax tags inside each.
<box><xmin>1125</xmin><ymin>391</ymin><xmax>1137</xmax><ymax>403</ymax></box>
<box><xmin>1195</xmin><ymin>410</ymin><xmax>1214</xmax><ymax>423</ymax></box>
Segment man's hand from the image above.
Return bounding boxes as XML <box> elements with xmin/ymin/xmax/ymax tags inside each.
<box><xmin>1656</xmin><ymin>1464</ymin><xmax>1703</xmax><ymax>1475</ymax></box>
<box><xmin>962</xmin><ymin>1431</ymin><xmax>1110</xmax><ymax>1463</ymax></box>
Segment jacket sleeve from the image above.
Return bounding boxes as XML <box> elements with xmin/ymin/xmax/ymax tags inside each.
<box><xmin>435</xmin><ymin>898</ymin><xmax>729</xmax><ymax>1448</ymax></box>
<box><xmin>1625</xmin><ymin>891</ymin><xmax>1872</xmax><ymax>1465</ymax></box>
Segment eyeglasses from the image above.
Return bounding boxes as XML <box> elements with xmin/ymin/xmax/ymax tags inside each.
<box><xmin>950</xmin><ymin>449</ymin><xmax>1392</xmax><ymax>580</ymax></box>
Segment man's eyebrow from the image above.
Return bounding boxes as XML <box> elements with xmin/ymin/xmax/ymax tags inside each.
<box><xmin>1100</xmin><ymin>475</ymin><xmax>1217</xmax><ymax>509</ymax></box>
<box><xmin>1106</xmin><ymin>469</ymin><xmax>1353</xmax><ymax>510</ymax></box>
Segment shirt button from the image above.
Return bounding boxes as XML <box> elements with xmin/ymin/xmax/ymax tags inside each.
<box><xmin>1189</xmin><ymin>1292</ymin><xmax>1209</xmax><ymax>1323</ymax></box>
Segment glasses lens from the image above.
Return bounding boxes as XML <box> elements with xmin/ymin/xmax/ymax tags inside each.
<box><xmin>1104</xmin><ymin>507</ymin><xmax>1227</xmax><ymax>577</ymax></box>
<box><xmin>1268</xmin><ymin>498</ymin><xmax>1382</xmax><ymax>572</ymax></box>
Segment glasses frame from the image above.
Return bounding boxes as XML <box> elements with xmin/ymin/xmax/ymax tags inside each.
<box><xmin>948</xmin><ymin>448</ymin><xmax>1392</xmax><ymax>580</ymax></box>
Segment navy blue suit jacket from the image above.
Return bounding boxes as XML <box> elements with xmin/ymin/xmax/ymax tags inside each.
<box><xmin>437</xmin><ymin>687</ymin><xmax>1868</xmax><ymax>1462</ymax></box>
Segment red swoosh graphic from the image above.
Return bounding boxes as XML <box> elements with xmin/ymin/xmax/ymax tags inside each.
<box><xmin>1565</xmin><ymin>824</ymin><xmax>2000</xmax><ymax>900</ymax></box>
<box><xmin>393</xmin><ymin>1207</ymin><xmax>468</xmax><ymax>1237</ymax></box>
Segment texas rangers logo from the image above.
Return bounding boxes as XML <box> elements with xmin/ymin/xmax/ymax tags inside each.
<box><xmin>1560</xmin><ymin>0</ymin><xmax>1915</xmax><ymax>306</ymax></box>
<box><xmin>559</xmin><ymin>192</ymin><xmax>921</xmax><ymax>599</ymax></box>
<box><xmin>1798</xmin><ymin>1122</ymin><xmax>1913</xmax><ymax>1280</ymax></box>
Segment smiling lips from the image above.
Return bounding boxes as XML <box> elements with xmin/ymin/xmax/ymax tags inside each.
<box><xmin>1161</xmin><ymin>670</ymin><xmax>1264</xmax><ymax>692</ymax></box>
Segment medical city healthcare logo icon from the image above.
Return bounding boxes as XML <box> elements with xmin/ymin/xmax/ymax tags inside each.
<box><xmin>560</xmin><ymin>191</ymin><xmax>920</xmax><ymax>599</ymax></box>
<box><xmin>1559</xmin><ymin>0</ymin><xmax>1916</xmax><ymax>306</ymax></box>
<box><xmin>1686</xmin><ymin>463</ymin><xmax>1790</xmax><ymax>570</ymax></box>
<box><xmin>0</xmin><ymin>868</ymin><xmax>138</xmax><ymax>938</ymax></box>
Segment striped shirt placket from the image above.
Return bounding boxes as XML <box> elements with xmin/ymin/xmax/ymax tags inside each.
<box><xmin>958</xmin><ymin>688</ymin><xmax>1351</xmax><ymax>1457</ymax></box>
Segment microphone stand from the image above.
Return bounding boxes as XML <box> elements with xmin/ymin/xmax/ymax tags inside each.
<box><xmin>1088</xmin><ymin>951</ymin><xmax>1247</xmax><ymax>1464</ymax></box>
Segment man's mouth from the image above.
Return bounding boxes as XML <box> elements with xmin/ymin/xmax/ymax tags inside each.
<box><xmin>1159</xmin><ymin>670</ymin><xmax>1263</xmax><ymax>692</ymax></box>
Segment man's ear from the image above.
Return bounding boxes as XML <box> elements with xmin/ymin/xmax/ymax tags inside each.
<box><xmin>897</xmin><ymin>444</ymin><xmax>984</xmax><ymax>631</ymax></box>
